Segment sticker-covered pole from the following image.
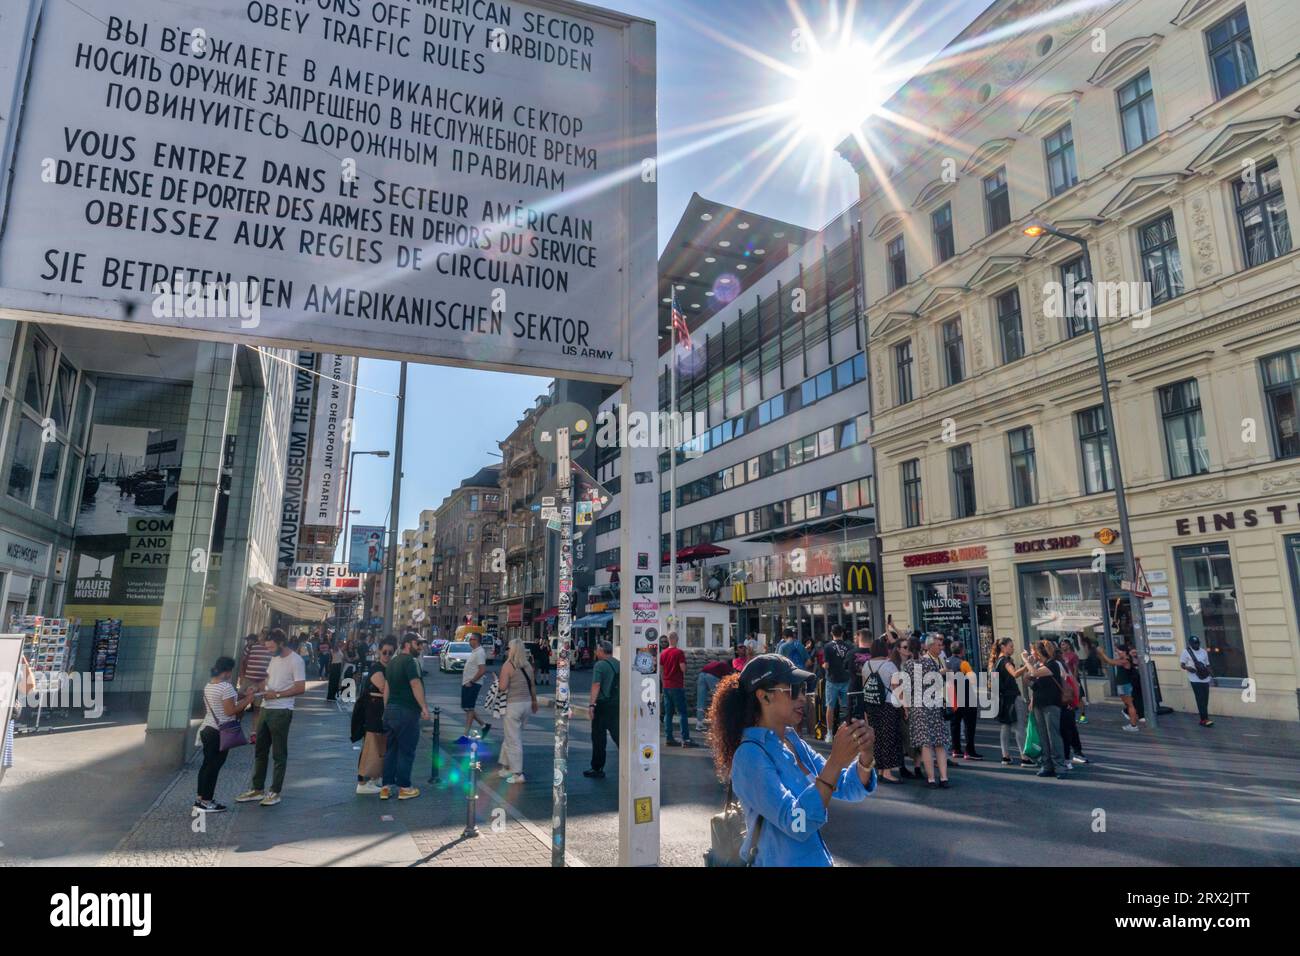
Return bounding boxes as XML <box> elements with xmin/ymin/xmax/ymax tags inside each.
<box><xmin>551</xmin><ymin>426</ymin><xmax>573</xmax><ymax>867</ymax></box>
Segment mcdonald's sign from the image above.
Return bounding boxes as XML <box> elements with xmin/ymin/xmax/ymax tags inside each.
<box><xmin>841</xmin><ymin>561</ymin><xmax>877</xmax><ymax>595</ymax></box>
<box><xmin>731</xmin><ymin>581</ymin><xmax>748</xmax><ymax>604</ymax></box>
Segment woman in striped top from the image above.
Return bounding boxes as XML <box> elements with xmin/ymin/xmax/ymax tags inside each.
<box><xmin>196</xmin><ymin>656</ymin><xmax>255</xmax><ymax>813</ymax></box>
<box><xmin>2</xmin><ymin>653</ymin><xmax>35</xmax><ymax>784</ymax></box>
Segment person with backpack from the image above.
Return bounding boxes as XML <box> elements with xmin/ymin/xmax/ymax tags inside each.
<box><xmin>822</xmin><ymin>624</ymin><xmax>853</xmax><ymax>736</ymax></box>
<box><xmin>1057</xmin><ymin>638</ymin><xmax>1087</xmax><ymax>766</ymax></box>
<box><xmin>707</xmin><ymin>654</ymin><xmax>876</xmax><ymax>866</ymax></box>
<box><xmin>583</xmin><ymin>641</ymin><xmax>620</xmax><ymax>779</ymax></box>
<box><xmin>1022</xmin><ymin>640</ymin><xmax>1070</xmax><ymax>778</ymax></box>
<box><xmin>945</xmin><ymin>643</ymin><xmax>982</xmax><ymax>761</ymax></box>
<box><xmin>861</xmin><ymin>638</ymin><xmax>902</xmax><ymax>783</ymax></box>
<box><xmin>1180</xmin><ymin>635</ymin><xmax>1214</xmax><ymax>726</ymax></box>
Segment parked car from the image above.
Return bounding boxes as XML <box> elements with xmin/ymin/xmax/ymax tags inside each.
<box><xmin>439</xmin><ymin>641</ymin><xmax>475</xmax><ymax>673</ymax></box>
<box><xmin>429</xmin><ymin>638</ymin><xmax>449</xmax><ymax>656</ymax></box>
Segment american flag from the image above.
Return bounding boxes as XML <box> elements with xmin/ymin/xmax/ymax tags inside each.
<box><xmin>670</xmin><ymin>293</ymin><xmax>693</xmax><ymax>350</ymax></box>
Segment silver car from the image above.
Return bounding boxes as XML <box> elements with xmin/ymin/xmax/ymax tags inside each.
<box><xmin>439</xmin><ymin>641</ymin><xmax>474</xmax><ymax>673</ymax></box>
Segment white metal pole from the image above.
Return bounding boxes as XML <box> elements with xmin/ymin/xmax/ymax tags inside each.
<box><xmin>551</xmin><ymin>427</ymin><xmax>573</xmax><ymax>867</ymax></box>
<box><xmin>669</xmin><ymin>315</ymin><xmax>678</xmax><ymax>632</ymax></box>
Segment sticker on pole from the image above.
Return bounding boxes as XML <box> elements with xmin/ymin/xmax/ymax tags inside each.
<box><xmin>634</xmin><ymin>796</ymin><xmax>654</xmax><ymax>824</ymax></box>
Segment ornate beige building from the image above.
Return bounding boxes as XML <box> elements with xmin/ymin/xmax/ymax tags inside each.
<box><xmin>842</xmin><ymin>0</ymin><xmax>1300</xmax><ymax>719</ymax></box>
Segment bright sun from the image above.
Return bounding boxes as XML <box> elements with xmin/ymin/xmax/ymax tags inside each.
<box><xmin>792</xmin><ymin>44</ymin><xmax>886</xmax><ymax>147</ymax></box>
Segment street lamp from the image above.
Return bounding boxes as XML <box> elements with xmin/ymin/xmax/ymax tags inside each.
<box><xmin>1022</xmin><ymin>217</ymin><xmax>1157</xmax><ymax>728</ymax></box>
<box><xmin>342</xmin><ymin>450</ymin><xmax>391</xmax><ymax>566</ymax></box>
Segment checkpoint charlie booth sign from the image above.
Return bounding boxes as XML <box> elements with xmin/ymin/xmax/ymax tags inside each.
<box><xmin>0</xmin><ymin>0</ymin><xmax>650</xmax><ymax>383</ymax></box>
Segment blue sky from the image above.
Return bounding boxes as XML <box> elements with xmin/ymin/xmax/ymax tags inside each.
<box><xmin>344</xmin><ymin>0</ymin><xmax>990</xmax><ymax>545</ymax></box>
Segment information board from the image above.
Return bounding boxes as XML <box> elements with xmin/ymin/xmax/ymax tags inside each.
<box><xmin>0</xmin><ymin>0</ymin><xmax>653</xmax><ymax>381</ymax></box>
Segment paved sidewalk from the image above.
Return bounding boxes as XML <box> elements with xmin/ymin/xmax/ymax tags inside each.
<box><xmin>100</xmin><ymin>678</ymin><xmax>555</xmax><ymax>867</ymax></box>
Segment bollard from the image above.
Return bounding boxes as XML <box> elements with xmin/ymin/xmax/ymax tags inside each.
<box><xmin>463</xmin><ymin>739</ymin><xmax>480</xmax><ymax>838</ymax></box>
<box><xmin>429</xmin><ymin>706</ymin><xmax>441</xmax><ymax>783</ymax></box>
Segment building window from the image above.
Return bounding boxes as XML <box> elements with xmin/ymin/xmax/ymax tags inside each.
<box><xmin>895</xmin><ymin>340</ymin><xmax>914</xmax><ymax>405</ymax></box>
<box><xmin>941</xmin><ymin>318</ymin><xmax>964</xmax><ymax>386</ymax></box>
<box><xmin>1174</xmin><ymin>542</ymin><xmax>1247</xmax><ymax>680</ymax></box>
<box><xmin>1206</xmin><ymin>5</ymin><xmax>1257</xmax><ymax>99</ymax></box>
<box><xmin>983</xmin><ymin>167</ymin><xmax>1011</xmax><ymax>234</ymax></box>
<box><xmin>1234</xmin><ymin>161</ymin><xmax>1291</xmax><ymax>269</ymax></box>
<box><xmin>932</xmin><ymin>203</ymin><xmax>955</xmax><ymax>263</ymax></box>
<box><xmin>1077</xmin><ymin>405</ymin><xmax>1113</xmax><ymax>494</ymax></box>
<box><xmin>1138</xmin><ymin>213</ymin><xmax>1184</xmax><ymax>304</ymax></box>
<box><xmin>466</xmin><ymin>524</ymin><xmax>475</xmax><ymax>542</ymax></box>
<box><xmin>901</xmin><ymin>459</ymin><xmax>923</xmax><ymax>528</ymax></box>
<box><xmin>996</xmin><ymin>288</ymin><xmax>1024</xmax><ymax>363</ymax></box>
<box><xmin>470</xmin><ymin>494</ymin><xmax>479</xmax><ymax>511</ymax></box>
<box><xmin>1061</xmin><ymin>257</ymin><xmax>1091</xmax><ymax>338</ymax></box>
<box><xmin>887</xmin><ymin>235</ymin><xmax>907</xmax><ymax>291</ymax></box>
<box><xmin>1044</xmin><ymin>123</ymin><xmax>1077</xmax><ymax>196</ymax></box>
<box><xmin>1008</xmin><ymin>427</ymin><xmax>1037</xmax><ymax>508</ymax></box>
<box><xmin>950</xmin><ymin>444</ymin><xmax>977</xmax><ymax>518</ymax></box>
<box><xmin>1157</xmin><ymin>378</ymin><xmax>1210</xmax><ymax>478</ymax></box>
<box><xmin>1117</xmin><ymin>71</ymin><xmax>1157</xmax><ymax>152</ymax></box>
<box><xmin>1262</xmin><ymin>347</ymin><xmax>1300</xmax><ymax>459</ymax></box>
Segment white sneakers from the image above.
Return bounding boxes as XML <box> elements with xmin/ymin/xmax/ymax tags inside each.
<box><xmin>506</xmin><ymin>773</ymin><xmax>526</xmax><ymax>784</ymax></box>
<box><xmin>356</xmin><ymin>781</ymin><xmax>382</xmax><ymax>795</ymax></box>
<box><xmin>1121</xmin><ymin>723</ymin><xmax>1140</xmax><ymax>733</ymax></box>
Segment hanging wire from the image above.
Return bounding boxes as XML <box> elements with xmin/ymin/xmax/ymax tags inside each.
<box><xmin>247</xmin><ymin>346</ymin><xmax>402</xmax><ymax>398</ymax></box>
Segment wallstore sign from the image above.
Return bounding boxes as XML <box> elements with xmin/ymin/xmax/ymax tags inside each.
<box><xmin>902</xmin><ymin>545</ymin><xmax>987</xmax><ymax>569</ymax></box>
<box><xmin>1174</xmin><ymin>502</ymin><xmax>1300</xmax><ymax>536</ymax></box>
<box><xmin>1013</xmin><ymin>535</ymin><xmax>1082</xmax><ymax>554</ymax></box>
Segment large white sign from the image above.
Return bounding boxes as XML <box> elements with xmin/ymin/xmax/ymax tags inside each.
<box><xmin>278</xmin><ymin>350</ymin><xmax>316</xmax><ymax>567</ymax></box>
<box><xmin>304</xmin><ymin>352</ymin><xmax>355</xmax><ymax>528</ymax></box>
<box><xmin>0</xmin><ymin>0</ymin><xmax>649</xmax><ymax>381</ymax></box>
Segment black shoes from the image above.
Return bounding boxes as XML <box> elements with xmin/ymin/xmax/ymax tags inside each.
<box><xmin>583</xmin><ymin>769</ymin><xmax>605</xmax><ymax>779</ymax></box>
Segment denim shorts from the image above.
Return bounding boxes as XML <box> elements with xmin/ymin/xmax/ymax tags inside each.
<box><xmin>1117</xmin><ymin>682</ymin><xmax>1133</xmax><ymax>697</ymax></box>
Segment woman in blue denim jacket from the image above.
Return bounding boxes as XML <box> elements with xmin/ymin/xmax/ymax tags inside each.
<box><xmin>708</xmin><ymin>653</ymin><xmax>876</xmax><ymax>866</ymax></box>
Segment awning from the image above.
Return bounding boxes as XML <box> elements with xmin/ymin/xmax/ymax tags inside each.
<box><xmin>252</xmin><ymin>582</ymin><xmax>332</xmax><ymax>622</ymax></box>
<box><xmin>572</xmin><ymin>612</ymin><xmax>613</xmax><ymax>629</ymax></box>
<box><xmin>537</xmin><ymin>607</ymin><xmax>559</xmax><ymax>621</ymax></box>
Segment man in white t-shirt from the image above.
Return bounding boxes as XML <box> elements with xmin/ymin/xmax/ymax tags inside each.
<box><xmin>237</xmin><ymin>628</ymin><xmax>307</xmax><ymax>806</ymax></box>
<box><xmin>1179</xmin><ymin>635</ymin><xmax>1214</xmax><ymax>727</ymax></box>
<box><xmin>461</xmin><ymin>632</ymin><xmax>491</xmax><ymax>739</ymax></box>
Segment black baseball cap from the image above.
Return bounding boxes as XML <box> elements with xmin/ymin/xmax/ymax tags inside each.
<box><xmin>740</xmin><ymin>653</ymin><xmax>814</xmax><ymax>694</ymax></box>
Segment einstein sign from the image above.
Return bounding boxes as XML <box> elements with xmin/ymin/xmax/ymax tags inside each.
<box><xmin>0</xmin><ymin>0</ymin><xmax>653</xmax><ymax>381</ymax></box>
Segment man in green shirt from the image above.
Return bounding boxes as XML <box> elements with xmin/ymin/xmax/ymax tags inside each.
<box><xmin>380</xmin><ymin>632</ymin><xmax>429</xmax><ymax>799</ymax></box>
<box><xmin>584</xmin><ymin>640</ymin><xmax>620</xmax><ymax>779</ymax></box>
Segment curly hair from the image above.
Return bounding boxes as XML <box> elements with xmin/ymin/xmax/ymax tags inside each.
<box><xmin>707</xmin><ymin>673</ymin><xmax>762</xmax><ymax>781</ymax></box>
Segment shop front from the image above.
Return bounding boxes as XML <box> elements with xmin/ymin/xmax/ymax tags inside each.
<box><xmin>729</xmin><ymin>558</ymin><xmax>876</xmax><ymax>649</ymax></box>
<box><xmin>1016</xmin><ymin>554</ymin><xmax>1128</xmax><ymax>677</ymax></box>
<box><xmin>910</xmin><ymin>569</ymin><xmax>992</xmax><ymax>668</ymax></box>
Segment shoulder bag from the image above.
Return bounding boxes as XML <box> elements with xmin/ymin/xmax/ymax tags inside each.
<box><xmin>205</xmin><ymin>689</ymin><xmax>249</xmax><ymax>752</ymax></box>
<box><xmin>705</xmin><ymin>740</ymin><xmax>766</xmax><ymax>867</ymax></box>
